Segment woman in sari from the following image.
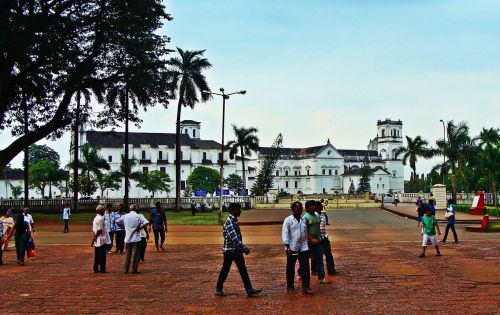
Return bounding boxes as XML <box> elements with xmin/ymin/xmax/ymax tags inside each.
<box><xmin>1</xmin><ymin>209</ymin><xmax>15</xmax><ymax>251</ymax></box>
<box><xmin>14</xmin><ymin>213</ymin><xmax>30</xmax><ymax>265</ymax></box>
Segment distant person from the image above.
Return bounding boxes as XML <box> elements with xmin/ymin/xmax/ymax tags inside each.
<box><xmin>215</xmin><ymin>203</ymin><xmax>261</xmax><ymax>297</ymax></box>
<box><xmin>62</xmin><ymin>203</ymin><xmax>71</xmax><ymax>233</ymax></box>
<box><xmin>320</xmin><ymin>199</ymin><xmax>329</xmax><ymax>225</ymax></box>
<box><xmin>112</xmin><ymin>204</ymin><xmax>126</xmax><ymax>254</ymax></box>
<box><xmin>149</xmin><ymin>202</ymin><xmax>167</xmax><ymax>252</ymax></box>
<box><xmin>1</xmin><ymin>209</ymin><xmax>15</xmax><ymax>251</ymax></box>
<box><xmin>303</xmin><ymin>200</ymin><xmax>330</xmax><ymax>284</ymax></box>
<box><xmin>207</xmin><ymin>203</ymin><xmax>213</xmax><ymax>212</ymax></box>
<box><xmin>416</xmin><ymin>195</ymin><xmax>424</xmax><ymax>227</ymax></box>
<box><xmin>92</xmin><ymin>205</ymin><xmax>111</xmax><ymax>273</ymax></box>
<box><xmin>428</xmin><ymin>193</ymin><xmax>436</xmax><ymax>216</ymax></box>
<box><xmin>316</xmin><ymin>201</ymin><xmax>339</xmax><ymax>276</ymax></box>
<box><xmin>441</xmin><ymin>199</ymin><xmax>459</xmax><ymax>243</ymax></box>
<box><xmin>282</xmin><ymin>201</ymin><xmax>312</xmax><ymax>294</ymax></box>
<box><xmin>190</xmin><ymin>200</ymin><xmax>197</xmax><ymax>216</ymax></box>
<box><xmin>116</xmin><ymin>204</ymin><xmax>149</xmax><ymax>274</ymax></box>
<box><xmin>15</xmin><ymin>213</ymin><xmax>30</xmax><ymax>265</ymax></box>
<box><xmin>419</xmin><ymin>208</ymin><xmax>442</xmax><ymax>258</ymax></box>
<box><xmin>104</xmin><ymin>204</ymin><xmax>114</xmax><ymax>253</ymax></box>
<box><xmin>23</xmin><ymin>207</ymin><xmax>35</xmax><ymax>233</ymax></box>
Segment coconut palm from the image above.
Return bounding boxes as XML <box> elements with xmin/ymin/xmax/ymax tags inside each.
<box><xmin>167</xmin><ymin>48</ymin><xmax>212</xmax><ymax>211</ymax></box>
<box><xmin>117</xmin><ymin>154</ymin><xmax>142</xmax><ymax>192</ymax></box>
<box><xmin>478</xmin><ymin>127</ymin><xmax>500</xmax><ymax>204</ymax></box>
<box><xmin>395</xmin><ymin>135</ymin><xmax>432</xmax><ymax>192</ymax></box>
<box><xmin>226</xmin><ymin>125</ymin><xmax>259</xmax><ymax>191</ymax></box>
<box><xmin>78</xmin><ymin>143</ymin><xmax>110</xmax><ymax>196</ymax></box>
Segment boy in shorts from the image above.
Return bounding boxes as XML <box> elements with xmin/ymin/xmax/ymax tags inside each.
<box><xmin>419</xmin><ymin>209</ymin><xmax>441</xmax><ymax>257</ymax></box>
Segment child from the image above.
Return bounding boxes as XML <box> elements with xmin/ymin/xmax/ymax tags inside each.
<box><xmin>419</xmin><ymin>209</ymin><xmax>441</xmax><ymax>257</ymax></box>
<box><xmin>416</xmin><ymin>195</ymin><xmax>424</xmax><ymax>227</ymax></box>
<box><xmin>441</xmin><ymin>198</ymin><xmax>458</xmax><ymax>243</ymax></box>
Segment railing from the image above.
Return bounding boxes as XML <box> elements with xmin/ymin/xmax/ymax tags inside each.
<box><xmin>400</xmin><ymin>193</ymin><xmax>499</xmax><ymax>205</ymax></box>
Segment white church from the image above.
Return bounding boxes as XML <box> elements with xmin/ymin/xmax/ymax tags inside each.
<box><xmin>67</xmin><ymin>118</ymin><xmax>405</xmax><ymax>198</ymax></box>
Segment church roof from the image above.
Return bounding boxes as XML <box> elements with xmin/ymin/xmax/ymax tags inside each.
<box><xmin>343</xmin><ymin>167</ymin><xmax>391</xmax><ymax>176</ymax></box>
<box><xmin>258</xmin><ymin>145</ymin><xmax>324</xmax><ymax>157</ymax></box>
<box><xmin>86</xmin><ymin>131</ymin><xmax>220</xmax><ymax>149</ymax></box>
<box><xmin>180</xmin><ymin>120</ymin><xmax>200</xmax><ymax>125</ymax></box>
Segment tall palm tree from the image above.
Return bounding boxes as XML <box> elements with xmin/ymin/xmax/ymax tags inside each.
<box><xmin>78</xmin><ymin>143</ymin><xmax>110</xmax><ymax>196</ymax></box>
<box><xmin>395</xmin><ymin>135</ymin><xmax>432</xmax><ymax>192</ymax></box>
<box><xmin>167</xmin><ymin>48</ymin><xmax>212</xmax><ymax>211</ymax></box>
<box><xmin>478</xmin><ymin>127</ymin><xmax>500</xmax><ymax>205</ymax></box>
<box><xmin>434</xmin><ymin>121</ymin><xmax>473</xmax><ymax>202</ymax></box>
<box><xmin>226</xmin><ymin>125</ymin><xmax>259</xmax><ymax>191</ymax></box>
<box><xmin>117</xmin><ymin>154</ymin><xmax>142</xmax><ymax>193</ymax></box>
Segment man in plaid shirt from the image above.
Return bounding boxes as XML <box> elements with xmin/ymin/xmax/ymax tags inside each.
<box><xmin>215</xmin><ymin>203</ymin><xmax>262</xmax><ymax>297</ymax></box>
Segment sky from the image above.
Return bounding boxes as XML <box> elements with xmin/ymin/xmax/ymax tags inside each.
<box><xmin>2</xmin><ymin>0</ymin><xmax>500</xmax><ymax>179</ymax></box>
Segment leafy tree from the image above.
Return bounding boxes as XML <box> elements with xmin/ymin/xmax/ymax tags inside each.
<box><xmin>183</xmin><ymin>185</ymin><xmax>193</xmax><ymax>198</ymax></box>
<box><xmin>26</xmin><ymin>144</ymin><xmax>61</xmax><ymax>167</ymax></box>
<box><xmin>8</xmin><ymin>183</ymin><xmax>23</xmax><ymax>199</ymax></box>
<box><xmin>356</xmin><ymin>155</ymin><xmax>372</xmax><ymax>194</ymax></box>
<box><xmin>137</xmin><ymin>170</ymin><xmax>172</xmax><ymax>198</ymax></box>
<box><xmin>187</xmin><ymin>166</ymin><xmax>221</xmax><ymax>193</ymax></box>
<box><xmin>224</xmin><ymin>174</ymin><xmax>244</xmax><ymax>191</ymax></box>
<box><xmin>348</xmin><ymin>181</ymin><xmax>356</xmax><ymax>194</ymax></box>
<box><xmin>77</xmin><ymin>143</ymin><xmax>110</xmax><ymax>197</ymax></box>
<box><xmin>251</xmin><ymin>133</ymin><xmax>283</xmax><ymax>196</ymax></box>
<box><xmin>97</xmin><ymin>172</ymin><xmax>122</xmax><ymax>199</ymax></box>
<box><xmin>477</xmin><ymin>127</ymin><xmax>500</xmax><ymax>204</ymax></box>
<box><xmin>227</xmin><ymin>125</ymin><xmax>259</xmax><ymax>190</ymax></box>
<box><xmin>29</xmin><ymin>159</ymin><xmax>61</xmax><ymax>196</ymax></box>
<box><xmin>0</xmin><ymin>0</ymin><xmax>172</xmax><ymax>170</ymax></box>
<box><xmin>117</xmin><ymin>154</ymin><xmax>142</xmax><ymax>192</ymax></box>
<box><xmin>396</xmin><ymin>135</ymin><xmax>432</xmax><ymax>193</ymax></box>
<box><xmin>167</xmin><ymin>48</ymin><xmax>212</xmax><ymax>211</ymax></box>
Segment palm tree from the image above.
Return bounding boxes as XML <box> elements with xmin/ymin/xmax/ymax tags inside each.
<box><xmin>117</xmin><ymin>154</ymin><xmax>142</xmax><ymax>193</ymax></box>
<box><xmin>395</xmin><ymin>135</ymin><xmax>432</xmax><ymax>192</ymax></box>
<box><xmin>434</xmin><ymin>121</ymin><xmax>473</xmax><ymax>202</ymax></box>
<box><xmin>226</xmin><ymin>125</ymin><xmax>259</xmax><ymax>191</ymax></box>
<box><xmin>478</xmin><ymin>127</ymin><xmax>500</xmax><ymax>205</ymax></box>
<box><xmin>167</xmin><ymin>48</ymin><xmax>212</xmax><ymax>211</ymax></box>
<box><xmin>77</xmin><ymin>143</ymin><xmax>111</xmax><ymax>196</ymax></box>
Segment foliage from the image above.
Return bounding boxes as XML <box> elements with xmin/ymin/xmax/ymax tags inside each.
<box><xmin>396</xmin><ymin>135</ymin><xmax>432</xmax><ymax>193</ymax></box>
<box><xmin>348</xmin><ymin>181</ymin><xmax>356</xmax><ymax>194</ymax></box>
<box><xmin>137</xmin><ymin>170</ymin><xmax>172</xmax><ymax>197</ymax></box>
<box><xmin>26</xmin><ymin>144</ymin><xmax>61</xmax><ymax>167</ymax></box>
<box><xmin>96</xmin><ymin>172</ymin><xmax>122</xmax><ymax>198</ymax></box>
<box><xmin>277</xmin><ymin>188</ymin><xmax>290</xmax><ymax>197</ymax></box>
<box><xmin>187</xmin><ymin>166</ymin><xmax>221</xmax><ymax>193</ymax></box>
<box><xmin>8</xmin><ymin>183</ymin><xmax>23</xmax><ymax>199</ymax></box>
<box><xmin>356</xmin><ymin>155</ymin><xmax>372</xmax><ymax>194</ymax></box>
<box><xmin>167</xmin><ymin>48</ymin><xmax>212</xmax><ymax>211</ymax></box>
<box><xmin>251</xmin><ymin>133</ymin><xmax>283</xmax><ymax>195</ymax></box>
<box><xmin>0</xmin><ymin>0</ymin><xmax>173</xmax><ymax>170</ymax></box>
<box><xmin>117</xmin><ymin>154</ymin><xmax>142</xmax><ymax>191</ymax></box>
<box><xmin>183</xmin><ymin>185</ymin><xmax>193</xmax><ymax>198</ymax></box>
<box><xmin>76</xmin><ymin>143</ymin><xmax>110</xmax><ymax>196</ymax></box>
<box><xmin>29</xmin><ymin>159</ymin><xmax>65</xmax><ymax>196</ymax></box>
<box><xmin>224</xmin><ymin>173</ymin><xmax>244</xmax><ymax>191</ymax></box>
<box><xmin>227</xmin><ymin>125</ymin><xmax>259</xmax><ymax>190</ymax></box>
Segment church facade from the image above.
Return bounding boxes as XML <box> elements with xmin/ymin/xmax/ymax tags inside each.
<box><xmin>73</xmin><ymin>118</ymin><xmax>404</xmax><ymax>198</ymax></box>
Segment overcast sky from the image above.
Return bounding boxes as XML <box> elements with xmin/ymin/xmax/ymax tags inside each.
<box><xmin>2</xmin><ymin>0</ymin><xmax>500</xmax><ymax>179</ymax></box>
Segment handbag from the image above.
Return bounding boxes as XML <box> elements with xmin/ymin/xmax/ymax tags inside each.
<box><xmin>27</xmin><ymin>248</ymin><xmax>36</xmax><ymax>258</ymax></box>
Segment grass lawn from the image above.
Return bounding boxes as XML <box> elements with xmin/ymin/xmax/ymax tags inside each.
<box><xmin>33</xmin><ymin>211</ymin><xmax>229</xmax><ymax>225</ymax></box>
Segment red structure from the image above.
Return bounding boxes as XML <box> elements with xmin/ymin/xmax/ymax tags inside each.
<box><xmin>470</xmin><ymin>191</ymin><xmax>486</xmax><ymax>215</ymax></box>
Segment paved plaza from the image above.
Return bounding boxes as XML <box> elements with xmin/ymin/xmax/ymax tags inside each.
<box><xmin>0</xmin><ymin>208</ymin><xmax>499</xmax><ymax>314</ymax></box>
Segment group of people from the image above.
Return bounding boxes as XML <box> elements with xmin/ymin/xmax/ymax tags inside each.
<box><xmin>92</xmin><ymin>201</ymin><xmax>168</xmax><ymax>274</ymax></box>
<box><xmin>214</xmin><ymin>199</ymin><xmax>340</xmax><ymax>297</ymax></box>
<box><xmin>0</xmin><ymin>206</ymin><xmax>35</xmax><ymax>266</ymax></box>
<box><xmin>416</xmin><ymin>196</ymin><xmax>459</xmax><ymax>258</ymax></box>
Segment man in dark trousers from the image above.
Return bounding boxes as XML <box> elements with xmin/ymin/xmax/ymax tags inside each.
<box><xmin>215</xmin><ymin>203</ymin><xmax>262</xmax><ymax>297</ymax></box>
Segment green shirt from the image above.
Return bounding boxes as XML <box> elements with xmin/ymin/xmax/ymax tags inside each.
<box><xmin>422</xmin><ymin>215</ymin><xmax>437</xmax><ymax>236</ymax></box>
<box><xmin>303</xmin><ymin>212</ymin><xmax>321</xmax><ymax>238</ymax></box>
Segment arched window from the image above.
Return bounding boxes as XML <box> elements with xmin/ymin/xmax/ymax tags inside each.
<box><xmin>184</xmin><ymin>129</ymin><xmax>188</xmax><ymax>134</ymax></box>
<box><xmin>276</xmin><ymin>170</ymin><xmax>280</xmax><ymax>176</ymax></box>
<box><xmin>322</xmin><ymin>169</ymin><xmax>325</xmax><ymax>175</ymax></box>
<box><xmin>193</xmin><ymin>129</ymin><xmax>196</xmax><ymax>138</ymax></box>
<box><xmin>381</xmin><ymin>129</ymin><xmax>385</xmax><ymax>137</ymax></box>
<box><xmin>328</xmin><ymin>170</ymin><xmax>332</xmax><ymax>175</ymax></box>
<box><xmin>285</xmin><ymin>170</ymin><xmax>289</xmax><ymax>176</ymax></box>
<box><xmin>335</xmin><ymin>170</ymin><xmax>338</xmax><ymax>175</ymax></box>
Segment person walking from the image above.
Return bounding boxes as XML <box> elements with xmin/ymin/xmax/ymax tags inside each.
<box><xmin>320</xmin><ymin>199</ymin><xmax>329</xmax><ymax>225</ymax></box>
<box><xmin>15</xmin><ymin>213</ymin><xmax>30</xmax><ymax>266</ymax></box>
<box><xmin>1</xmin><ymin>209</ymin><xmax>15</xmax><ymax>251</ymax></box>
<box><xmin>304</xmin><ymin>200</ymin><xmax>330</xmax><ymax>284</ymax></box>
<box><xmin>149</xmin><ymin>202</ymin><xmax>167</xmax><ymax>252</ymax></box>
<box><xmin>113</xmin><ymin>204</ymin><xmax>126</xmax><ymax>254</ymax></box>
<box><xmin>416</xmin><ymin>195</ymin><xmax>424</xmax><ymax>227</ymax></box>
<box><xmin>316</xmin><ymin>201</ymin><xmax>339</xmax><ymax>276</ymax></box>
<box><xmin>23</xmin><ymin>207</ymin><xmax>35</xmax><ymax>233</ymax></box>
<box><xmin>215</xmin><ymin>203</ymin><xmax>261</xmax><ymax>297</ymax></box>
<box><xmin>441</xmin><ymin>198</ymin><xmax>459</xmax><ymax>243</ymax></box>
<box><xmin>116</xmin><ymin>204</ymin><xmax>149</xmax><ymax>274</ymax></box>
<box><xmin>428</xmin><ymin>193</ymin><xmax>436</xmax><ymax>216</ymax></box>
<box><xmin>62</xmin><ymin>203</ymin><xmax>71</xmax><ymax>233</ymax></box>
<box><xmin>92</xmin><ymin>205</ymin><xmax>111</xmax><ymax>273</ymax></box>
<box><xmin>282</xmin><ymin>201</ymin><xmax>312</xmax><ymax>294</ymax></box>
<box><xmin>419</xmin><ymin>209</ymin><xmax>442</xmax><ymax>258</ymax></box>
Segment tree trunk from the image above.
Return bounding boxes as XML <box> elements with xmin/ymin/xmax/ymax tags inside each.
<box><xmin>451</xmin><ymin>173</ymin><xmax>457</xmax><ymax>203</ymax></box>
<box><xmin>23</xmin><ymin>93</ymin><xmax>29</xmax><ymax>206</ymax></box>
<box><xmin>124</xmin><ymin>89</ymin><xmax>130</xmax><ymax>212</ymax></box>
<box><xmin>175</xmin><ymin>97</ymin><xmax>183</xmax><ymax>211</ymax></box>
<box><xmin>87</xmin><ymin>169</ymin><xmax>91</xmax><ymax>196</ymax></box>
<box><xmin>411</xmin><ymin>170</ymin><xmax>416</xmax><ymax>193</ymax></box>
<box><xmin>241</xmin><ymin>147</ymin><xmax>246</xmax><ymax>190</ymax></box>
<box><xmin>73</xmin><ymin>90</ymin><xmax>80</xmax><ymax>212</ymax></box>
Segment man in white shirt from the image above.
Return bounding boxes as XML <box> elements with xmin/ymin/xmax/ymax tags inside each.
<box><xmin>116</xmin><ymin>204</ymin><xmax>149</xmax><ymax>274</ymax></box>
<box><xmin>23</xmin><ymin>207</ymin><xmax>35</xmax><ymax>232</ymax></box>
<box><xmin>92</xmin><ymin>205</ymin><xmax>111</xmax><ymax>273</ymax></box>
<box><xmin>62</xmin><ymin>203</ymin><xmax>71</xmax><ymax>233</ymax></box>
<box><xmin>282</xmin><ymin>201</ymin><xmax>312</xmax><ymax>294</ymax></box>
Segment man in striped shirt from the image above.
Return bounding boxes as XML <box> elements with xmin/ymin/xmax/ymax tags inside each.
<box><xmin>215</xmin><ymin>203</ymin><xmax>262</xmax><ymax>297</ymax></box>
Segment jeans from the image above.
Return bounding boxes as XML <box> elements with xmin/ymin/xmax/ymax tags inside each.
<box><xmin>322</xmin><ymin>238</ymin><xmax>336</xmax><ymax>274</ymax></box>
<box><xmin>15</xmin><ymin>234</ymin><xmax>27</xmax><ymax>263</ymax></box>
<box><xmin>115</xmin><ymin>230</ymin><xmax>125</xmax><ymax>252</ymax></box>
<box><xmin>309</xmin><ymin>241</ymin><xmax>325</xmax><ymax>280</ymax></box>
<box><xmin>153</xmin><ymin>229</ymin><xmax>165</xmax><ymax>248</ymax></box>
<box><xmin>286</xmin><ymin>250</ymin><xmax>310</xmax><ymax>291</ymax></box>
<box><xmin>93</xmin><ymin>245</ymin><xmax>107</xmax><ymax>272</ymax></box>
<box><xmin>124</xmin><ymin>241</ymin><xmax>141</xmax><ymax>273</ymax></box>
<box><xmin>63</xmin><ymin>219</ymin><xmax>69</xmax><ymax>233</ymax></box>
<box><xmin>140</xmin><ymin>237</ymin><xmax>147</xmax><ymax>260</ymax></box>
<box><xmin>216</xmin><ymin>251</ymin><xmax>253</xmax><ymax>292</ymax></box>
<box><xmin>443</xmin><ymin>223</ymin><xmax>458</xmax><ymax>242</ymax></box>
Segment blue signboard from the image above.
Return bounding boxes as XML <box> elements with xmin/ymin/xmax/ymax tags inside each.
<box><xmin>215</xmin><ymin>188</ymin><xmax>230</xmax><ymax>196</ymax></box>
<box><xmin>194</xmin><ymin>189</ymin><xmax>208</xmax><ymax>197</ymax></box>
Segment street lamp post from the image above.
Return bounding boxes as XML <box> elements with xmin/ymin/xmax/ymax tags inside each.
<box><xmin>439</xmin><ymin>120</ymin><xmax>446</xmax><ymax>184</ymax></box>
<box><xmin>203</xmin><ymin>88</ymin><xmax>246</xmax><ymax>224</ymax></box>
